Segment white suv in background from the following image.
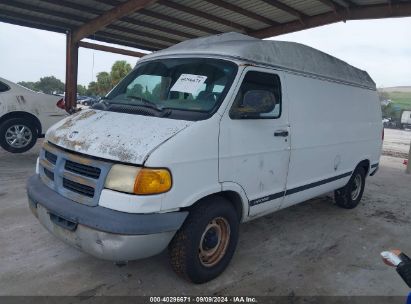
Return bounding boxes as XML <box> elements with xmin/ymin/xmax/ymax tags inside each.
<box><xmin>0</xmin><ymin>77</ymin><xmax>67</xmax><ymax>153</ymax></box>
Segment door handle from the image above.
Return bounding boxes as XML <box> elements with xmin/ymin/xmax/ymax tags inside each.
<box><xmin>274</xmin><ymin>130</ymin><xmax>289</xmax><ymax>137</ymax></box>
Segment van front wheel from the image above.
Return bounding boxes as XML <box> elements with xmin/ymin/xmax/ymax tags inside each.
<box><xmin>334</xmin><ymin>167</ymin><xmax>366</xmax><ymax>209</ymax></box>
<box><xmin>168</xmin><ymin>196</ymin><xmax>239</xmax><ymax>284</ymax></box>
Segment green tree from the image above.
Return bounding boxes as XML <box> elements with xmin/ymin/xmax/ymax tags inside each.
<box><xmin>34</xmin><ymin>76</ymin><xmax>64</xmax><ymax>94</ymax></box>
<box><xmin>95</xmin><ymin>71</ymin><xmax>112</xmax><ymax>96</ymax></box>
<box><xmin>110</xmin><ymin>60</ymin><xmax>132</xmax><ymax>86</ymax></box>
<box><xmin>87</xmin><ymin>60</ymin><xmax>133</xmax><ymax>96</ymax></box>
<box><xmin>77</xmin><ymin>84</ymin><xmax>87</xmax><ymax>96</ymax></box>
<box><xmin>17</xmin><ymin>81</ymin><xmax>37</xmax><ymax>91</ymax></box>
<box><xmin>382</xmin><ymin>103</ymin><xmax>402</xmax><ymax>121</ymax></box>
<box><xmin>87</xmin><ymin>81</ymin><xmax>98</xmax><ymax>96</ymax></box>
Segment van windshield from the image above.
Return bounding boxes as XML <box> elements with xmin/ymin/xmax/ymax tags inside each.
<box><xmin>105</xmin><ymin>58</ymin><xmax>238</xmax><ymax>120</ymax></box>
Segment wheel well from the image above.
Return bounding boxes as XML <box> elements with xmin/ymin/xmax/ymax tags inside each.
<box><xmin>187</xmin><ymin>191</ymin><xmax>244</xmax><ymax>221</ymax></box>
<box><xmin>0</xmin><ymin>111</ymin><xmax>42</xmax><ymax>135</ymax></box>
<box><xmin>357</xmin><ymin>159</ymin><xmax>370</xmax><ymax>175</ymax></box>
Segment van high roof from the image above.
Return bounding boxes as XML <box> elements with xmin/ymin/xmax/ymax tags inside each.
<box><xmin>142</xmin><ymin>32</ymin><xmax>376</xmax><ymax>90</ymax></box>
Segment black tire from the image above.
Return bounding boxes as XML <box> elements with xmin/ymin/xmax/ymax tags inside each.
<box><xmin>168</xmin><ymin>196</ymin><xmax>239</xmax><ymax>284</ymax></box>
<box><xmin>334</xmin><ymin>166</ymin><xmax>366</xmax><ymax>209</ymax></box>
<box><xmin>0</xmin><ymin>118</ymin><xmax>38</xmax><ymax>153</ymax></box>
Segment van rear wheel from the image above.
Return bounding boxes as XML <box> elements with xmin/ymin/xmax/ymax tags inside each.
<box><xmin>168</xmin><ymin>196</ymin><xmax>239</xmax><ymax>284</ymax></box>
<box><xmin>334</xmin><ymin>167</ymin><xmax>366</xmax><ymax>209</ymax></box>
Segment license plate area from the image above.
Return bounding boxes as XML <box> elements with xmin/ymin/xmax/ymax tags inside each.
<box><xmin>49</xmin><ymin>213</ymin><xmax>78</xmax><ymax>231</ymax></box>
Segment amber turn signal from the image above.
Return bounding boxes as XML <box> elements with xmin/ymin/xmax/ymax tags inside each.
<box><xmin>134</xmin><ymin>168</ymin><xmax>172</xmax><ymax>195</ymax></box>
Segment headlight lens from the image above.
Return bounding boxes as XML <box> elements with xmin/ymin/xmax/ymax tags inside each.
<box><xmin>105</xmin><ymin>164</ymin><xmax>140</xmax><ymax>193</ymax></box>
<box><xmin>105</xmin><ymin>165</ymin><xmax>172</xmax><ymax>195</ymax></box>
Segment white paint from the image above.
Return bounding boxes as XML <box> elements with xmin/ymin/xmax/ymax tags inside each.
<box><xmin>0</xmin><ymin>77</ymin><xmax>67</xmax><ymax>134</ymax></box>
<box><xmin>170</xmin><ymin>74</ymin><xmax>207</xmax><ymax>94</ymax></box>
<box><xmin>40</xmin><ymin>34</ymin><xmax>382</xmax><ymax>225</ymax></box>
<box><xmin>46</xmin><ymin>109</ymin><xmax>193</xmax><ymax>164</ymax></box>
<box><xmin>219</xmin><ymin>66</ymin><xmax>291</xmax><ymax>216</ymax></box>
<box><xmin>401</xmin><ymin>111</ymin><xmax>411</xmax><ymax>126</ymax></box>
<box><xmin>99</xmin><ymin>188</ymin><xmax>162</xmax><ymax>213</ymax></box>
<box><xmin>146</xmin><ymin>114</ymin><xmax>222</xmax><ymax>213</ymax></box>
<box><xmin>280</xmin><ymin>71</ymin><xmax>382</xmax><ymax>210</ymax></box>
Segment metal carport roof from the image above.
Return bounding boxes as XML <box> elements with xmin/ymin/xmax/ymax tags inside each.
<box><xmin>1</xmin><ymin>0</ymin><xmax>411</xmax><ymax>52</ymax></box>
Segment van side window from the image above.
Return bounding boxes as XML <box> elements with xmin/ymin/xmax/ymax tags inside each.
<box><xmin>0</xmin><ymin>81</ymin><xmax>10</xmax><ymax>93</ymax></box>
<box><xmin>230</xmin><ymin>71</ymin><xmax>281</xmax><ymax>119</ymax></box>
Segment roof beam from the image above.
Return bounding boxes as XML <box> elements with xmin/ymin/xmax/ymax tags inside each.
<box><xmin>1</xmin><ymin>0</ymin><xmax>172</xmax><ymax>48</ymax></box>
<box><xmin>251</xmin><ymin>2</ymin><xmax>411</xmax><ymax>38</ymax></box>
<box><xmin>39</xmin><ymin>0</ymin><xmax>195</xmax><ymax>39</ymax></box>
<box><xmin>0</xmin><ymin>9</ymin><xmax>74</xmax><ymax>33</ymax></box>
<box><xmin>316</xmin><ymin>0</ymin><xmax>344</xmax><ymax>15</ymax></box>
<box><xmin>72</xmin><ymin>0</ymin><xmax>158</xmax><ymax>42</ymax></box>
<box><xmin>0</xmin><ymin>6</ymin><xmax>161</xmax><ymax>50</ymax></box>
<box><xmin>339</xmin><ymin>0</ymin><xmax>357</xmax><ymax>8</ymax></box>
<box><xmin>108</xmin><ymin>24</ymin><xmax>179</xmax><ymax>44</ymax></box>
<box><xmin>157</xmin><ymin>0</ymin><xmax>252</xmax><ymax>33</ymax></box>
<box><xmin>139</xmin><ymin>10</ymin><xmax>221</xmax><ymax>34</ymax></box>
<box><xmin>79</xmin><ymin>41</ymin><xmax>146</xmax><ymax>57</ymax></box>
<box><xmin>260</xmin><ymin>0</ymin><xmax>307</xmax><ymax>19</ymax></box>
<box><xmin>203</xmin><ymin>0</ymin><xmax>279</xmax><ymax>26</ymax></box>
<box><xmin>95</xmin><ymin>31</ymin><xmax>168</xmax><ymax>49</ymax></box>
<box><xmin>121</xmin><ymin>17</ymin><xmax>196</xmax><ymax>39</ymax></box>
<box><xmin>90</xmin><ymin>33</ymin><xmax>160</xmax><ymax>50</ymax></box>
<box><xmin>98</xmin><ymin>0</ymin><xmax>220</xmax><ymax>34</ymax></box>
<box><xmin>316</xmin><ymin>0</ymin><xmax>338</xmax><ymax>11</ymax></box>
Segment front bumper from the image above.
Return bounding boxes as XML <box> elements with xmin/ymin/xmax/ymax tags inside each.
<box><xmin>27</xmin><ymin>175</ymin><xmax>188</xmax><ymax>261</ymax></box>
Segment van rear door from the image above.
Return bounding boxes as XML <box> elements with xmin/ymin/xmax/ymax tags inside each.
<box><xmin>219</xmin><ymin>67</ymin><xmax>290</xmax><ymax>217</ymax></box>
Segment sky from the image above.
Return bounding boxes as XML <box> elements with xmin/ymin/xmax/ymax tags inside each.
<box><xmin>0</xmin><ymin>17</ymin><xmax>410</xmax><ymax>88</ymax></box>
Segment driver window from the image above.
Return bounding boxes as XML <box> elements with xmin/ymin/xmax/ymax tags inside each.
<box><xmin>230</xmin><ymin>71</ymin><xmax>281</xmax><ymax>119</ymax></box>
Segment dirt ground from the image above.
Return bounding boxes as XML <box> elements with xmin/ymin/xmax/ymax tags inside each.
<box><xmin>0</xmin><ymin>139</ymin><xmax>410</xmax><ymax>297</ymax></box>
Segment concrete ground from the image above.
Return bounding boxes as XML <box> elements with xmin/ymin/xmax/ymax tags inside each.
<box><xmin>0</xmin><ymin>139</ymin><xmax>410</xmax><ymax>297</ymax></box>
<box><xmin>383</xmin><ymin>128</ymin><xmax>411</xmax><ymax>158</ymax></box>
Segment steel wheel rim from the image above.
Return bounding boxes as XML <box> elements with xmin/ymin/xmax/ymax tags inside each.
<box><xmin>199</xmin><ymin>217</ymin><xmax>231</xmax><ymax>267</ymax></box>
<box><xmin>351</xmin><ymin>174</ymin><xmax>362</xmax><ymax>200</ymax></box>
<box><xmin>5</xmin><ymin>124</ymin><xmax>32</xmax><ymax>148</ymax></box>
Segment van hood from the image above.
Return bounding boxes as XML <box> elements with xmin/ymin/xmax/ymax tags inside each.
<box><xmin>45</xmin><ymin>109</ymin><xmax>193</xmax><ymax>164</ymax></box>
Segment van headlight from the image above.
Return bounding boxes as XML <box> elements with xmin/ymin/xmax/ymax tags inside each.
<box><xmin>104</xmin><ymin>164</ymin><xmax>172</xmax><ymax>195</ymax></box>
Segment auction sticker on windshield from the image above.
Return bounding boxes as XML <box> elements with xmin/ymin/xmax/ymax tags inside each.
<box><xmin>171</xmin><ymin>74</ymin><xmax>207</xmax><ymax>94</ymax></box>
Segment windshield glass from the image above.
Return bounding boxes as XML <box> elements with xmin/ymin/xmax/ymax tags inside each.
<box><xmin>106</xmin><ymin>58</ymin><xmax>238</xmax><ymax>120</ymax></box>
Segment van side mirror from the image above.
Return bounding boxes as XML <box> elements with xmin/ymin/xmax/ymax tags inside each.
<box><xmin>231</xmin><ymin>90</ymin><xmax>276</xmax><ymax>119</ymax></box>
<box><xmin>243</xmin><ymin>90</ymin><xmax>276</xmax><ymax>112</ymax></box>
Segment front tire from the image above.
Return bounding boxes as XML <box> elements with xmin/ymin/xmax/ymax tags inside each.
<box><xmin>168</xmin><ymin>196</ymin><xmax>239</xmax><ymax>284</ymax></box>
<box><xmin>0</xmin><ymin>118</ymin><xmax>38</xmax><ymax>153</ymax></box>
<box><xmin>334</xmin><ymin>167</ymin><xmax>366</xmax><ymax>209</ymax></box>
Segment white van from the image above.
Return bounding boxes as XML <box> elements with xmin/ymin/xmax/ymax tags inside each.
<box><xmin>401</xmin><ymin>110</ymin><xmax>411</xmax><ymax>129</ymax></box>
<box><xmin>27</xmin><ymin>33</ymin><xmax>382</xmax><ymax>283</ymax></box>
<box><xmin>0</xmin><ymin>77</ymin><xmax>67</xmax><ymax>153</ymax></box>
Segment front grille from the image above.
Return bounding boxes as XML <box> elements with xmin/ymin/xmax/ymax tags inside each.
<box><xmin>39</xmin><ymin>143</ymin><xmax>111</xmax><ymax>206</ymax></box>
<box><xmin>65</xmin><ymin>160</ymin><xmax>101</xmax><ymax>179</ymax></box>
<box><xmin>63</xmin><ymin>178</ymin><xmax>95</xmax><ymax>198</ymax></box>
<box><xmin>44</xmin><ymin>168</ymin><xmax>54</xmax><ymax>181</ymax></box>
<box><xmin>45</xmin><ymin>150</ymin><xmax>57</xmax><ymax>164</ymax></box>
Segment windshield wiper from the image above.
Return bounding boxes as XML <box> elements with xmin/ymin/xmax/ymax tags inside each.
<box><xmin>127</xmin><ymin>95</ymin><xmax>165</xmax><ymax>112</ymax></box>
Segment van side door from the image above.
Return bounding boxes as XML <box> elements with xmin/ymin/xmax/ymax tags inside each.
<box><xmin>219</xmin><ymin>67</ymin><xmax>291</xmax><ymax>217</ymax></box>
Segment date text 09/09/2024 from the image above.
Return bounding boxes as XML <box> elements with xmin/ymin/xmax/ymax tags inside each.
<box><xmin>149</xmin><ymin>297</ymin><xmax>257</xmax><ymax>303</ymax></box>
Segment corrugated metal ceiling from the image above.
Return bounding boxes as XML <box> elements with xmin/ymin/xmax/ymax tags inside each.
<box><xmin>0</xmin><ymin>0</ymin><xmax>409</xmax><ymax>51</ymax></box>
